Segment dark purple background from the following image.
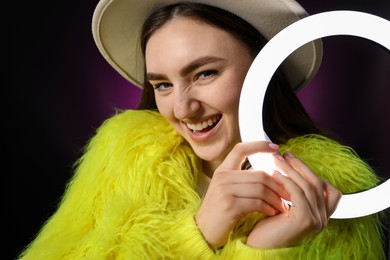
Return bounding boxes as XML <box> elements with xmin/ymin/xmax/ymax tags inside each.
<box><xmin>10</xmin><ymin>0</ymin><xmax>389</xmax><ymax>258</ymax></box>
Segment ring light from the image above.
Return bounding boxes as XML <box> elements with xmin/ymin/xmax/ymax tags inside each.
<box><xmin>238</xmin><ymin>10</ymin><xmax>390</xmax><ymax>219</ymax></box>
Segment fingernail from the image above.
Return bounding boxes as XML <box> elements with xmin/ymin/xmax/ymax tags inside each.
<box><xmin>284</xmin><ymin>152</ymin><xmax>295</xmax><ymax>158</ymax></box>
<box><xmin>268</xmin><ymin>143</ymin><xmax>279</xmax><ymax>150</ymax></box>
<box><xmin>274</xmin><ymin>153</ymin><xmax>285</xmax><ymax>161</ymax></box>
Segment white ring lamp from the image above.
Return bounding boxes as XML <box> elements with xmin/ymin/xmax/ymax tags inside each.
<box><xmin>238</xmin><ymin>10</ymin><xmax>390</xmax><ymax>219</ymax></box>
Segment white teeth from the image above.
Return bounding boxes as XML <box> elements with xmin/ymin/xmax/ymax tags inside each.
<box><xmin>187</xmin><ymin>115</ymin><xmax>220</xmax><ymax>131</ymax></box>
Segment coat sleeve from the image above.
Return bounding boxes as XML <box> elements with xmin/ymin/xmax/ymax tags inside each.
<box><xmin>18</xmin><ymin>110</ymin><xmax>214</xmax><ymax>259</ymax></box>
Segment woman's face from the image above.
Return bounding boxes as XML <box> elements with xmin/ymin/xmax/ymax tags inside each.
<box><xmin>145</xmin><ymin>17</ymin><xmax>253</xmax><ymax>172</ymax></box>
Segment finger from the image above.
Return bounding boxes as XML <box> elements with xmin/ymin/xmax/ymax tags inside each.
<box><xmin>215</xmin><ymin>169</ymin><xmax>280</xmax><ymax>190</ymax></box>
<box><xmin>217</xmin><ymin>141</ymin><xmax>279</xmax><ymax>171</ymax></box>
<box><xmin>282</xmin><ymin>152</ymin><xmax>327</xmax><ymax>224</ymax></box>
<box><xmin>232</xmin><ymin>197</ymin><xmax>282</xmax><ymax>216</ymax></box>
<box><xmin>270</xmin><ymin>170</ymin><xmax>291</xmax><ymax>201</ymax></box>
<box><xmin>242</xmin><ymin>170</ymin><xmax>286</xmax><ymax>196</ymax></box>
<box><xmin>272</xmin><ymin>170</ymin><xmax>313</xmax><ymax>213</ymax></box>
<box><xmin>273</xmin><ymin>154</ymin><xmax>319</xmax><ymax>212</ymax></box>
<box><xmin>213</xmin><ymin>170</ymin><xmax>288</xmax><ymax>213</ymax></box>
<box><xmin>226</xmin><ymin>182</ymin><xmax>287</xmax><ymax>213</ymax></box>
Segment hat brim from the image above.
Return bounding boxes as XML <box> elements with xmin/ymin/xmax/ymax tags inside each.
<box><xmin>92</xmin><ymin>0</ymin><xmax>322</xmax><ymax>91</ymax></box>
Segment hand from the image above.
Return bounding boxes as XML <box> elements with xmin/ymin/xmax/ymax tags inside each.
<box><xmin>195</xmin><ymin>141</ymin><xmax>288</xmax><ymax>249</ymax></box>
<box><xmin>246</xmin><ymin>152</ymin><xmax>342</xmax><ymax>249</ymax></box>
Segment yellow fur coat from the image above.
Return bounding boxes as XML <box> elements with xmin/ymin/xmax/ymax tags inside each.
<box><xmin>19</xmin><ymin>110</ymin><xmax>385</xmax><ymax>259</ymax></box>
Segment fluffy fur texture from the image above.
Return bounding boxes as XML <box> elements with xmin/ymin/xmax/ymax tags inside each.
<box><xmin>19</xmin><ymin>110</ymin><xmax>385</xmax><ymax>259</ymax></box>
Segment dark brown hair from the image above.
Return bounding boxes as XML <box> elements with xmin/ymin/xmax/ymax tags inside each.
<box><xmin>137</xmin><ymin>2</ymin><xmax>327</xmax><ymax>144</ymax></box>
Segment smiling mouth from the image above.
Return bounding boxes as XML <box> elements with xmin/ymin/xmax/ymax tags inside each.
<box><xmin>186</xmin><ymin>115</ymin><xmax>221</xmax><ymax>133</ymax></box>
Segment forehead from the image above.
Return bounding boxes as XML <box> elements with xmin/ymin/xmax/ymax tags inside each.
<box><xmin>145</xmin><ymin>17</ymin><xmax>248</xmax><ymax>70</ymax></box>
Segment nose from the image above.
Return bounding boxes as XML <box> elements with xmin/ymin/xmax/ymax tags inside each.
<box><xmin>173</xmin><ymin>87</ymin><xmax>201</xmax><ymax>120</ymax></box>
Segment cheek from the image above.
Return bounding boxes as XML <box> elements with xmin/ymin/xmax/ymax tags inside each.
<box><xmin>229</xmin><ymin>67</ymin><xmax>251</xmax><ymax>108</ymax></box>
<box><xmin>218</xmin><ymin>78</ymin><xmax>243</xmax><ymax>110</ymax></box>
<box><xmin>155</xmin><ymin>97</ymin><xmax>173</xmax><ymax>121</ymax></box>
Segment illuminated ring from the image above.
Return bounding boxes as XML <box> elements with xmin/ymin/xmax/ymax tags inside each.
<box><xmin>238</xmin><ymin>10</ymin><xmax>390</xmax><ymax>219</ymax></box>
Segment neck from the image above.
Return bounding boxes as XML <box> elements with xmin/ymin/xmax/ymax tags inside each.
<box><xmin>202</xmin><ymin>160</ymin><xmax>221</xmax><ymax>178</ymax></box>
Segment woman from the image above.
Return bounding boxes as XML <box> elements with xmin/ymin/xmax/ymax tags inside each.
<box><xmin>19</xmin><ymin>0</ymin><xmax>385</xmax><ymax>259</ymax></box>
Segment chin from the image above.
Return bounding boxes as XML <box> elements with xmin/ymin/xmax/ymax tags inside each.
<box><xmin>192</xmin><ymin>143</ymin><xmax>231</xmax><ymax>163</ymax></box>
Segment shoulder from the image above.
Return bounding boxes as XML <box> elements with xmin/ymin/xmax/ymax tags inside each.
<box><xmin>82</xmin><ymin>109</ymin><xmax>200</xmax><ymax>196</ymax></box>
<box><xmin>281</xmin><ymin>134</ymin><xmax>379</xmax><ymax>191</ymax></box>
<box><xmin>281</xmin><ymin>134</ymin><xmax>361</xmax><ymax>167</ymax></box>
<box><xmin>100</xmin><ymin>109</ymin><xmax>172</xmax><ymax>133</ymax></box>
<box><xmin>282</xmin><ymin>134</ymin><xmax>342</xmax><ymax>153</ymax></box>
<box><xmin>80</xmin><ymin>109</ymin><xmax>185</xmax><ymax>164</ymax></box>
<box><xmin>281</xmin><ymin>134</ymin><xmax>361</xmax><ymax>163</ymax></box>
<box><xmin>94</xmin><ymin>109</ymin><xmax>180</xmax><ymax>144</ymax></box>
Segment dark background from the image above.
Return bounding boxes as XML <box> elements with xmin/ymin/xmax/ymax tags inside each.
<box><xmin>10</xmin><ymin>0</ymin><xmax>389</xmax><ymax>259</ymax></box>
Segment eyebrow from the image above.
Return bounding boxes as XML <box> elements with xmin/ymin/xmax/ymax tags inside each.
<box><xmin>146</xmin><ymin>56</ymin><xmax>225</xmax><ymax>81</ymax></box>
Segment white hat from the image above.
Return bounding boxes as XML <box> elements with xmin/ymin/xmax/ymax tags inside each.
<box><xmin>92</xmin><ymin>0</ymin><xmax>322</xmax><ymax>91</ymax></box>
